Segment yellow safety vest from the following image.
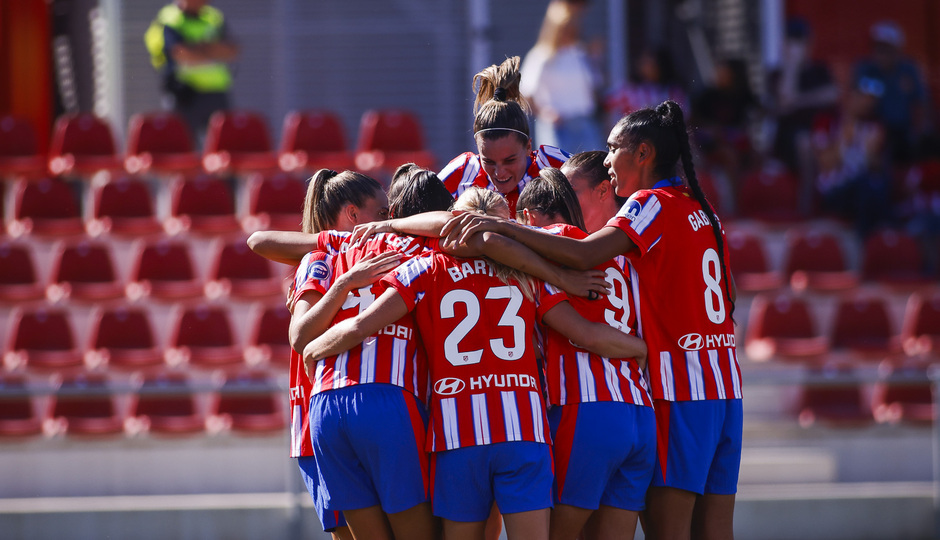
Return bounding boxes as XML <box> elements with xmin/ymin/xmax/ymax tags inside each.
<box><xmin>144</xmin><ymin>4</ymin><xmax>232</xmax><ymax>92</ymax></box>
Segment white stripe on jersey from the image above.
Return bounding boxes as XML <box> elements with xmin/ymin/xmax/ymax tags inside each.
<box><xmin>576</xmin><ymin>351</ymin><xmax>597</xmax><ymax>402</ymax></box>
<box><xmin>602</xmin><ymin>358</ymin><xmax>625</xmax><ymax>402</ymax></box>
<box><xmin>529</xmin><ymin>391</ymin><xmax>545</xmax><ymax>443</ymax></box>
<box><xmin>391</xmin><ymin>338</ymin><xmax>406</xmax><ymax>387</ymax></box>
<box><xmin>621</xmin><ymin>361</ymin><xmax>646</xmax><ymax>404</ymax></box>
<box><xmin>471</xmin><ymin>394</ymin><xmax>491</xmax><ymax>446</ymax></box>
<box><xmin>686</xmin><ymin>351</ymin><xmax>706</xmax><ymax>400</ymax></box>
<box><xmin>290</xmin><ymin>404</ymin><xmax>302</xmax><ymax>457</ymax></box>
<box><xmin>660</xmin><ymin>351</ymin><xmax>674</xmax><ymax>401</ymax></box>
<box><xmin>396</xmin><ymin>256</ymin><xmax>434</xmax><ymax>287</ymax></box>
<box><xmin>558</xmin><ymin>354</ymin><xmax>567</xmax><ymax>404</ymax></box>
<box><xmin>456</xmin><ymin>158</ymin><xmax>482</xmax><ymax>195</ymax></box>
<box><xmin>536</xmin><ymin>145</ymin><xmax>570</xmax><ymax>168</ymax></box>
<box><xmin>333</xmin><ymin>351</ymin><xmax>348</xmax><ymax>390</ymax></box>
<box><xmin>312</xmin><ymin>362</ymin><xmax>325</xmax><ymax>394</ymax></box>
<box><xmin>708</xmin><ymin>349</ymin><xmax>727</xmax><ymax>399</ymax></box>
<box><xmin>729</xmin><ymin>348</ymin><xmax>742</xmax><ymax>398</ymax></box>
<box><xmin>631</xmin><ymin>194</ymin><xmax>661</xmax><ymax>235</ymax></box>
<box><xmin>361</xmin><ymin>338</ymin><xmax>376</xmax><ymax>384</ymax></box>
<box><xmin>502</xmin><ymin>391</ymin><xmax>522</xmax><ymax>442</ymax></box>
<box><xmin>441</xmin><ymin>398</ymin><xmax>460</xmax><ymax>450</ymax></box>
<box><xmin>628</xmin><ymin>262</ymin><xmax>643</xmax><ymax>339</ymax></box>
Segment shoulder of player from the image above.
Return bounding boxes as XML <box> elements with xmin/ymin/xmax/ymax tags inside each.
<box><xmin>533</xmin><ymin>145</ymin><xmax>571</xmax><ymax>169</ymax></box>
<box><xmin>438</xmin><ymin>152</ymin><xmax>481</xmax><ymax>185</ymax></box>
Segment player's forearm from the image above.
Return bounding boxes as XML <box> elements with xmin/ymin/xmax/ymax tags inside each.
<box><xmin>290</xmin><ymin>280</ymin><xmax>355</xmax><ymax>353</ymax></box>
<box><xmin>248</xmin><ymin>231</ymin><xmax>318</xmax><ymax>266</ymax></box>
<box><xmin>302</xmin><ymin>319</ymin><xmax>365</xmax><ymax>375</ymax></box>
<box><xmin>389</xmin><ymin>211</ymin><xmax>454</xmax><ymax>237</ymax></box>
<box><xmin>492</xmin><ymin>220</ymin><xmax>599</xmax><ymax>270</ymax></box>
<box><xmin>584</xmin><ymin>327</ymin><xmax>647</xmax><ymax>368</ymax></box>
<box><xmin>475</xmin><ymin>232</ymin><xmax>564</xmax><ymax>287</ymax></box>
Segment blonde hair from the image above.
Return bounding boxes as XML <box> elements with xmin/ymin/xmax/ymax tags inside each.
<box><xmin>534</xmin><ymin>0</ymin><xmax>583</xmax><ymax>52</ymax></box>
<box><xmin>453</xmin><ymin>187</ymin><xmax>538</xmax><ymax>301</ymax></box>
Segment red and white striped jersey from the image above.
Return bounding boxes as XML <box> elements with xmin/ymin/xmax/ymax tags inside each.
<box><xmin>384</xmin><ymin>252</ymin><xmax>558</xmax><ymax>452</ymax></box>
<box><xmin>606</xmin><ymin>178</ymin><xmax>742</xmax><ymax>402</ymax></box>
<box><xmin>286</xmin><ymin>232</ymin><xmax>434</xmax><ymax>457</ymax></box>
<box><xmin>438</xmin><ymin>145</ymin><xmax>570</xmax><ymax>216</ymax></box>
<box><xmin>539</xmin><ymin>224</ymin><xmax>652</xmax><ymax>408</ymax></box>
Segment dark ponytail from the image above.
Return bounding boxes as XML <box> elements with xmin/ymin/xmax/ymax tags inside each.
<box><xmin>516</xmin><ymin>167</ymin><xmax>586</xmax><ymax>231</ymax></box>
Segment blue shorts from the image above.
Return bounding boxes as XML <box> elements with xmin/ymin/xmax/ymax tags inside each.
<box><xmin>430</xmin><ymin>441</ymin><xmax>553</xmax><ymax>522</ymax></box>
<box><xmin>308</xmin><ymin>384</ymin><xmax>429</xmax><ymax>515</ymax></box>
<box><xmin>651</xmin><ymin>399</ymin><xmax>742</xmax><ymax>495</ymax></box>
<box><xmin>549</xmin><ymin>401</ymin><xmax>656</xmax><ymax>511</ymax></box>
<box><xmin>297</xmin><ymin>457</ymin><xmax>348</xmax><ymax>532</ymax></box>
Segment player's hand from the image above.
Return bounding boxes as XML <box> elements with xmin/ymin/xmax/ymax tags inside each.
<box><xmin>441</xmin><ymin>211</ymin><xmax>504</xmax><ymax>246</ymax></box>
<box><xmin>339</xmin><ymin>251</ymin><xmax>401</xmax><ymax>290</ymax></box>
<box><xmin>350</xmin><ymin>220</ymin><xmax>393</xmax><ymax>246</ymax></box>
<box><xmin>556</xmin><ymin>267</ymin><xmax>610</xmax><ymax>299</ymax></box>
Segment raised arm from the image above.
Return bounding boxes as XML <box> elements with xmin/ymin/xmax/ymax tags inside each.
<box><xmin>542</xmin><ymin>301</ymin><xmax>648</xmax><ymax>369</ymax></box>
<box><xmin>247</xmin><ymin>230</ymin><xmax>318</xmax><ymax>266</ymax></box>
<box><xmin>347</xmin><ymin>211</ymin><xmax>454</xmax><ymax>244</ymax></box>
<box><xmin>302</xmin><ymin>288</ymin><xmax>410</xmax><ymax>377</ymax></box>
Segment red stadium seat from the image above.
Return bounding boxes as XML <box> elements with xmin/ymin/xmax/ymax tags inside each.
<box><xmin>245</xmin><ymin>303</ymin><xmax>292</xmax><ymax>368</ymax></box>
<box><xmin>47</xmin><ymin>239</ymin><xmax>125</xmax><ymax>302</ymax></box>
<box><xmin>797</xmin><ymin>366</ymin><xmax>871</xmax><ymax>427</ymax></box>
<box><xmin>0</xmin><ymin>240</ymin><xmax>45</xmax><ymax>303</ymax></box>
<box><xmin>860</xmin><ymin>229</ymin><xmax>934</xmax><ymax>289</ymax></box>
<box><xmin>782</xmin><ymin>229</ymin><xmax>859</xmax><ymax>292</ymax></box>
<box><xmin>124</xmin><ymin>112</ymin><xmax>201</xmax><ymax>175</ymax></box>
<box><xmin>166</xmin><ymin>174</ymin><xmax>241</xmax><ymax>235</ymax></box>
<box><xmin>125</xmin><ymin>371</ymin><xmax>205</xmax><ymax>436</ymax></box>
<box><xmin>208</xmin><ymin>370</ymin><xmax>284</xmax><ymax>433</ymax></box>
<box><xmin>241</xmin><ymin>171</ymin><xmax>306</xmax><ymax>232</ymax></box>
<box><xmin>47</xmin><ymin>113</ymin><xmax>122</xmax><ymax>177</ymax></box>
<box><xmin>744</xmin><ymin>292</ymin><xmax>830</xmax><ymax>363</ymax></box>
<box><xmin>3</xmin><ymin>307</ymin><xmax>83</xmax><ymax>372</ymax></box>
<box><xmin>87</xmin><ymin>175</ymin><xmax>163</xmax><ymax>237</ymax></box>
<box><xmin>85</xmin><ymin>305</ymin><xmax>163</xmax><ymax>371</ymax></box>
<box><xmin>166</xmin><ymin>304</ymin><xmax>244</xmax><ymax>369</ymax></box>
<box><xmin>202</xmin><ymin>111</ymin><xmax>278</xmax><ymax>173</ymax></box>
<box><xmin>726</xmin><ymin>229</ymin><xmax>784</xmax><ymax>293</ymax></box>
<box><xmin>43</xmin><ymin>372</ymin><xmax>124</xmax><ymax>437</ymax></box>
<box><xmin>354</xmin><ymin>109</ymin><xmax>436</xmax><ymax>182</ymax></box>
<box><xmin>871</xmin><ymin>361</ymin><xmax>934</xmax><ymax>425</ymax></box>
<box><xmin>901</xmin><ymin>291</ymin><xmax>940</xmax><ymax>359</ymax></box>
<box><xmin>278</xmin><ymin>110</ymin><xmax>356</xmax><ymax>173</ymax></box>
<box><xmin>126</xmin><ymin>238</ymin><xmax>204</xmax><ymax>301</ymax></box>
<box><xmin>829</xmin><ymin>293</ymin><xmax>901</xmax><ymax>361</ymax></box>
<box><xmin>205</xmin><ymin>237</ymin><xmax>284</xmax><ymax>300</ymax></box>
<box><xmin>0</xmin><ymin>373</ymin><xmax>43</xmax><ymax>438</ymax></box>
<box><xmin>736</xmin><ymin>165</ymin><xmax>801</xmax><ymax>224</ymax></box>
<box><xmin>0</xmin><ymin>115</ymin><xmax>46</xmax><ymax>178</ymax></box>
<box><xmin>8</xmin><ymin>177</ymin><xmax>85</xmax><ymax>238</ymax></box>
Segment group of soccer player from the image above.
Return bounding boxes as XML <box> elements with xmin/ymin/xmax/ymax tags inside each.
<box><xmin>248</xmin><ymin>56</ymin><xmax>742</xmax><ymax>540</ymax></box>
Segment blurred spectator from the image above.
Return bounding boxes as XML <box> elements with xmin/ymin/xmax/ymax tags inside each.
<box><xmin>768</xmin><ymin>17</ymin><xmax>839</xmax><ymax>175</ymax></box>
<box><xmin>812</xmin><ymin>77</ymin><xmax>893</xmax><ymax>236</ymax></box>
<box><xmin>605</xmin><ymin>47</ymin><xmax>689</xmax><ymax>128</ymax></box>
<box><xmin>520</xmin><ymin>0</ymin><xmax>605</xmax><ymax>152</ymax></box>
<box><xmin>145</xmin><ymin>0</ymin><xmax>239</xmax><ymax>144</ymax></box>
<box><xmin>853</xmin><ymin>20</ymin><xmax>929</xmax><ymax>165</ymax></box>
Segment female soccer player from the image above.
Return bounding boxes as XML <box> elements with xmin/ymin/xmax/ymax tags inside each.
<box><xmin>303</xmin><ymin>187</ymin><xmax>647</xmax><ymax>540</ymax></box>
<box><xmin>438</xmin><ymin>56</ymin><xmax>571</xmax><ymax>216</ymax></box>
<box><xmin>560</xmin><ymin>151</ymin><xmax>624</xmax><ymax>233</ymax></box>
<box><xmin>516</xmin><ymin>169</ymin><xmax>655</xmax><ymax>540</ymax></box>
<box><xmin>443</xmin><ymin>101</ymin><xmax>741</xmax><ymax>540</ymax></box>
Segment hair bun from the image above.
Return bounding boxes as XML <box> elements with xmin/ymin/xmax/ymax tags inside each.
<box><xmin>493</xmin><ymin>87</ymin><xmax>508</xmax><ymax>102</ymax></box>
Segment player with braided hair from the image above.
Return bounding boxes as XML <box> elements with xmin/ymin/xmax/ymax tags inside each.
<box><xmin>443</xmin><ymin>100</ymin><xmax>741</xmax><ymax>540</ymax></box>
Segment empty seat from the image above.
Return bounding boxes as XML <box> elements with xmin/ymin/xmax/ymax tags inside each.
<box><xmin>735</xmin><ymin>165</ymin><xmax>801</xmax><ymax>223</ymax></box>
<box><xmin>871</xmin><ymin>361</ymin><xmax>934</xmax><ymax>424</ymax></box>
<box><xmin>797</xmin><ymin>366</ymin><xmax>871</xmax><ymax>427</ymax></box>
<box><xmin>205</xmin><ymin>237</ymin><xmax>284</xmax><ymax>300</ymax></box>
<box><xmin>242</xmin><ymin>171</ymin><xmax>306</xmax><ymax>232</ymax></box>
<box><xmin>783</xmin><ymin>229</ymin><xmax>859</xmax><ymax>292</ymax></box>
<box><xmin>901</xmin><ymin>291</ymin><xmax>940</xmax><ymax>358</ymax></box>
<box><xmin>354</xmin><ymin>109</ymin><xmax>436</xmax><ymax>181</ymax></box>
<box><xmin>43</xmin><ymin>372</ymin><xmax>124</xmax><ymax>437</ymax></box>
<box><xmin>166</xmin><ymin>304</ymin><xmax>244</xmax><ymax>369</ymax></box>
<box><xmin>829</xmin><ymin>293</ymin><xmax>900</xmax><ymax>361</ymax></box>
<box><xmin>278</xmin><ymin>110</ymin><xmax>356</xmax><ymax>173</ymax></box>
<box><xmin>87</xmin><ymin>175</ymin><xmax>163</xmax><ymax>237</ymax></box>
<box><xmin>126</xmin><ymin>238</ymin><xmax>204</xmax><ymax>301</ymax></box>
<box><xmin>125</xmin><ymin>371</ymin><xmax>205</xmax><ymax>436</ymax></box>
<box><xmin>166</xmin><ymin>174</ymin><xmax>241</xmax><ymax>235</ymax></box>
<box><xmin>85</xmin><ymin>305</ymin><xmax>163</xmax><ymax>371</ymax></box>
<box><xmin>726</xmin><ymin>229</ymin><xmax>784</xmax><ymax>293</ymax></box>
<box><xmin>202</xmin><ymin>111</ymin><xmax>278</xmax><ymax>173</ymax></box>
<box><xmin>208</xmin><ymin>370</ymin><xmax>284</xmax><ymax>433</ymax></box>
<box><xmin>47</xmin><ymin>113</ymin><xmax>122</xmax><ymax>177</ymax></box>
<box><xmin>8</xmin><ymin>177</ymin><xmax>84</xmax><ymax>238</ymax></box>
<box><xmin>4</xmin><ymin>307</ymin><xmax>83</xmax><ymax>372</ymax></box>
<box><xmin>245</xmin><ymin>303</ymin><xmax>292</xmax><ymax>368</ymax></box>
<box><xmin>744</xmin><ymin>292</ymin><xmax>829</xmax><ymax>363</ymax></box>
<box><xmin>0</xmin><ymin>114</ymin><xmax>46</xmax><ymax>178</ymax></box>
<box><xmin>0</xmin><ymin>373</ymin><xmax>43</xmax><ymax>438</ymax></box>
<box><xmin>124</xmin><ymin>112</ymin><xmax>201</xmax><ymax>175</ymax></box>
<box><xmin>0</xmin><ymin>240</ymin><xmax>45</xmax><ymax>303</ymax></box>
<box><xmin>860</xmin><ymin>229</ymin><xmax>934</xmax><ymax>289</ymax></box>
<box><xmin>47</xmin><ymin>239</ymin><xmax>125</xmax><ymax>302</ymax></box>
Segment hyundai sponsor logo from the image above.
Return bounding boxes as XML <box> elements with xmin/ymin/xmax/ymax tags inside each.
<box><xmin>678</xmin><ymin>333</ymin><xmax>704</xmax><ymax>351</ymax></box>
<box><xmin>434</xmin><ymin>378</ymin><xmax>465</xmax><ymax>396</ymax></box>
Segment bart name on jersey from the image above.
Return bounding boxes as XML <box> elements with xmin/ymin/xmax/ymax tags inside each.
<box><xmin>447</xmin><ymin>259</ymin><xmax>496</xmax><ymax>282</ymax></box>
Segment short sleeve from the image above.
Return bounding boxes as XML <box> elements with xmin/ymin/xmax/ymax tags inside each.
<box><xmin>535</xmin><ymin>280</ymin><xmax>568</xmax><ymax>322</ymax></box>
<box><xmin>438</xmin><ymin>152</ymin><xmax>481</xmax><ymax>196</ymax></box>
<box><xmin>605</xmin><ymin>190</ymin><xmax>663</xmax><ymax>256</ymax></box>
<box><xmin>383</xmin><ymin>254</ymin><xmax>435</xmax><ymax>311</ymax></box>
<box><xmin>290</xmin><ymin>251</ymin><xmax>333</xmax><ymax>307</ymax></box>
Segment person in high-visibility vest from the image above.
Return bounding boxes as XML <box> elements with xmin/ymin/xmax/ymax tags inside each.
<box><xmin>145</xmin><ymin>0</ymin><xmax>239</xmax><ymax>143</ymax></box>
